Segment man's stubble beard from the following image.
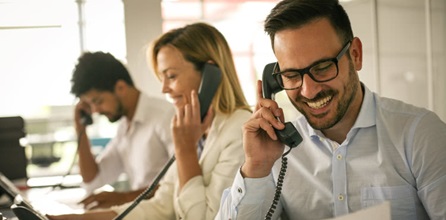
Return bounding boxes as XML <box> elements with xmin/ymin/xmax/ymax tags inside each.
<box><xmin>291</xmin><ymin>60</ymin><xmax>359</xmax><ymax>130</ymax></box>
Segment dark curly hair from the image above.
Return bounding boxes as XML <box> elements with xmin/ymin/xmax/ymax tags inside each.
<box><xmin>70</xmin><ymin>51</ymin><xmax>134</xmax><ymax>97</ymax></box>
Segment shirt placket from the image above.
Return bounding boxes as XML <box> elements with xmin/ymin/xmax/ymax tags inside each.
<box><xmin>121</xmin><ymin>121</ymin><xmax>135</xmax><ymax>184</ymax></box>
<box><xmin>330</xmin><ymin>139</ymin><xmax>348</xmax><ymax>216</ymax></box>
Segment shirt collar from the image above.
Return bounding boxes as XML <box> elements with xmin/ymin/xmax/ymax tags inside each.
<box><xmin>125</xmin><ymin>92</ymin><xmax>147</xmax><ymax>125</ymax></box>
<box><xmin>352</xmin><ymin>83</ymin><xmax>376</xmax><ymax>130</ymax></box>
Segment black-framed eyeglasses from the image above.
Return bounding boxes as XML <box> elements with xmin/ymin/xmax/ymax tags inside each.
<box><xmin>272</xmin><ymin>41</ymin><xmax>352</xmax><ymax>90</ymax></box>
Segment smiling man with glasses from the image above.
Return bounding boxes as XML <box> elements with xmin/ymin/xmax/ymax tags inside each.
<box><xmin>216</xmin><ymin>0</ymin><xmax>446</xmax><ymax>219</ymax></box>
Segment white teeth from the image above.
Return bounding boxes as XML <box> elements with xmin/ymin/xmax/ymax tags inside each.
<box><xmin>165</xmin><ymin>94</ymin><xmax>174</xmax><ymax>104</ymax></box>
<box><xmin>307</xmin><ymin>96</ymin><xmax>332</xmax><ymax>109</ymax></box>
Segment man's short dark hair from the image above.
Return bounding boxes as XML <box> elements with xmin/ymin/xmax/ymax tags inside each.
<box><xmin>70</xmin><ymin>51</ymin><xmax>134</xmax><ymax>97</ymax></box>
<box><xmin>265</xmin><ymin>0</ymin><xmax>353</xmax><ymax>47</ymax></box>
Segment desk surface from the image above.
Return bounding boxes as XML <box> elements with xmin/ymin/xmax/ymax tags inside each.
<box><xmin>24</xmin><ymin>187</ymin><xmax>86</xmax><ymax>215</ymax></box>
<box><xmin>0</xmin><ymin>187</ymin><xmax>86</xmax><ymax>219</ymax></box>
<box><xmin>26</xmin><ymin>175</ymin><xmax>83</xmax><ymax>188</ymax></box>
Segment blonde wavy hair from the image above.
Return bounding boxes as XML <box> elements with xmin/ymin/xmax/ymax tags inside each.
<box><xmin>148</xmin><ymin>22</ymin><xmax>251</xmax><ymax>115</ymax></box>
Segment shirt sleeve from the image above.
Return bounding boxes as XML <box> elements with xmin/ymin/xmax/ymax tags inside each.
<box><xmin>112</xmin><ymin>110</ymin><xmax>252</xmax><ymax>219</ymax></box>
<box><xmin>174</xmin><ymin>112</ymin><xmax>248</xmax><ymax>220</ymax></box>
<box><xmin>81</xmin><ymin>128</ymin><xmax>125</xmax><ymax>194</ymax></box>
<box><xmin>215</xmin><ymin>170</ymin><xmax>281</xmax><ymax>220</ymax></box>
<box><xmin>411</xmin><ymin>112</ymin><xmax>446</xmax><ymax>219</ymax></box>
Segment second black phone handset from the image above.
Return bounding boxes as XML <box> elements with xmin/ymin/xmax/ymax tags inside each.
<box><xmin>262</xmin><ymin>62</ymin><xmax>303</xmax><ymax>220</ymax></box>
<box><xmin>198</xmin><ymin>63</ymin><xmax>222</xmax><ymax>121</ymax></box>
<box><xmin>79</xmin><ymin>110</ymin><xmax>93</xmax><ymax>126</ymax></box>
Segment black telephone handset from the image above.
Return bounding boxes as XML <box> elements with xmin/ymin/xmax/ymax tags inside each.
<box><xmin>79</xmin><ymin>110</ymin><xmax>93</xmax><ymax>126</ymax></box>
<box><xmin>198</xmin><ymin>63</ymin><xmax>222</xmax><ymax>121</ymax></box>
<box><xmin>262</xmin><ymin>63</ymin><xmax>303</xmax><ymax>220</ymax></box>
<box><xmin>262</xmin><ymin>63</ymin><xmax>302</xmax><ymax>148</ymax></box>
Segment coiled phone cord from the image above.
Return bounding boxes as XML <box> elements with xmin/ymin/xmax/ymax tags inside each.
<box><xmin>264</xmin><ymin>147</ymin><xmax>292</xmax><ymax>220</ymax></box>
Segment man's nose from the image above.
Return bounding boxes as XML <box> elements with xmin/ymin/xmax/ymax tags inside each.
<box><xmin>299</xmin><ymin>74</ymin><xmax>322</xmax><ymax>99</ymax></box>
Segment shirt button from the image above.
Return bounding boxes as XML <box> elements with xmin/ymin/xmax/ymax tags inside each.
<box><xmin>336</xmin><ymin>154</ymin><xmax>342</xmax><ymax>160</ymax></box>
<box><xmin>338</xmin><ymin>194</ymin><xmax>344</xmax><ymax>201</ymax></box>
<box><xmin>237</xmin><ymin>187</ymin><xmax>243</xmax><ymax>193</ymax></box>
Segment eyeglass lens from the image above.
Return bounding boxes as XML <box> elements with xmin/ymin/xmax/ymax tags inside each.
<box><xmin>278</xmin><ymin>61</ymin><xmax>338</xmax><ymax>89</ymax></box>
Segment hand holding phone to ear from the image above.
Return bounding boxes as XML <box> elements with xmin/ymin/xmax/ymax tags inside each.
<box><xmin>171</xmin><ymin>90</ymin><xmax>214</xmax><ymax>153</ymax></box>
<box><xmin>172</xmin><ymin>63</ymin><xmax>221</xmax><ymax>190</ymax></box>
<box><xmin>74</xmin><ymin>101</ymin><xmax>93</xmax><ymax>132</ymax></box>
<box><xmin>241</xmin><ymin>63</ymin><xmax>302</xmax><ymax>179</ymax></box>
<box><xmin>73</xmin><ymin>100</ymin><xmax>99</xmax><ymax>184</ymax></box>
<box><xmin>171</xmin><ymin>63</ymin><xmax>221</xmax><ymax>149</ymax></box>
<box><xmin>241</xmin><ymin>80</ymin><xmax>287</xmax><ymax>178</ymax></box>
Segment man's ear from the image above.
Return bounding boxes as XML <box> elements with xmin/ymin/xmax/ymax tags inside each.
<box><xmin>114</xmin><ymin>80</ymin><xmax>128</xmax><ymax>96</ymax></box>
<box><xmin>350</xmin><ymin>37</ymin><xmax>363</xmax><ymax>71</ymax></box>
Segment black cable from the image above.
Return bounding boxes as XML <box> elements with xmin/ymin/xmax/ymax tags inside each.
<box><xmin>113</xmin><ymin>155</ymin><xmax>176</xmax><ymax>220</ymax></box>
<box><xmin>265</xmin><ymin>147</ymin><xmax>292</xmax><ymax>220</ymax></box>
<box><xmin>49</xmin><ymin>129</ymin><xmax>84</xmax><ymax>190</ymax></box>
<box><xmin>53</xmin><ymin>110</ymin><xmax>92</xmax><ymax>189</ymax></box>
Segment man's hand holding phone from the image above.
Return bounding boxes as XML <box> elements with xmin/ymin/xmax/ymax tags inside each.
<box><xmin>241</xmin><ymin>80</ymin><xmax>286</xmax><ymax>179</ymax></box>
<box><xmin>74</xmin><ymin>101</ymin><xmax>92</xmax><ymax>133</ymax></box>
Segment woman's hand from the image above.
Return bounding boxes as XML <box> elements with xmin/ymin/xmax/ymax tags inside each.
<box><xmin>171</xmin><ymin>90</ymin><xmax>213</xmax><ymax>154</ymax></box>
<box><xmin>172</xmin><ymin>90</ymin><xmax>213</xmax><ymax>190</ymax></box>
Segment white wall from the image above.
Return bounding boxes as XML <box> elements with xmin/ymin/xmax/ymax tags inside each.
<box><xmin>432</xmin><ymin>0</ymin><xmax>446</xmax><ymax>121</ymax></box>
<box><xmin>123</xmin><ymin>0</ymin><xmax>164</xmax><ymax>99</ymax></box>
<box><xmin>342</xmin><ymin>0</ymin><xmax>445</xmax><ymax>121</ymax></box>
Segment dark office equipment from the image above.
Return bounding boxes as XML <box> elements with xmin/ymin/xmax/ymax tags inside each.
<box><xmin>0</xmin><ymin>172</ymin><xmax>47</xmax><ymax>220</ymax></box>
<box><xmin>0</xmin><ymin>116</ymin><xmax>27</xmax><ymax>181</ymax></box>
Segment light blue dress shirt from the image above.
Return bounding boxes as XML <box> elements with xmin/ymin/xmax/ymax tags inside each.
<box><xmin>216</xmin><ymin>85</ymin><xmax>446</xmax><ymax>220</ymax></box>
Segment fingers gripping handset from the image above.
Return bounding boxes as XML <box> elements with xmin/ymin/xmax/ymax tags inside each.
<box><xmin>262</xmin><ymin>63</ymin><xmax>302</xmax><ymax>148</ymax></box>
<box><xmin>76</xmin><ymin>100</ymin><xmax>93</xmax><ymax>127</ymax></box>
<box><xmin>198</xmin><ymin>63</ymin><xmax>222</xmax><ymax>121</ymax></box>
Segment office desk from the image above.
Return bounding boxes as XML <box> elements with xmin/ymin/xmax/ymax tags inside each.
<box><xmin>24</xmin><ymin>187</ymin><xmax>86</xmax><ymax>215</ymax></box>
<box><xmin>0</xmin><ymin>186</ymin><xmax>86</xmax><ymax>219</ymax></box>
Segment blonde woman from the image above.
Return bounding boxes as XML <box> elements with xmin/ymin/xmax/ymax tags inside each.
<box><xmin>49</xmin><ymin>22</ymin><xmax>251</xmax><ymax>220</ymax></box>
